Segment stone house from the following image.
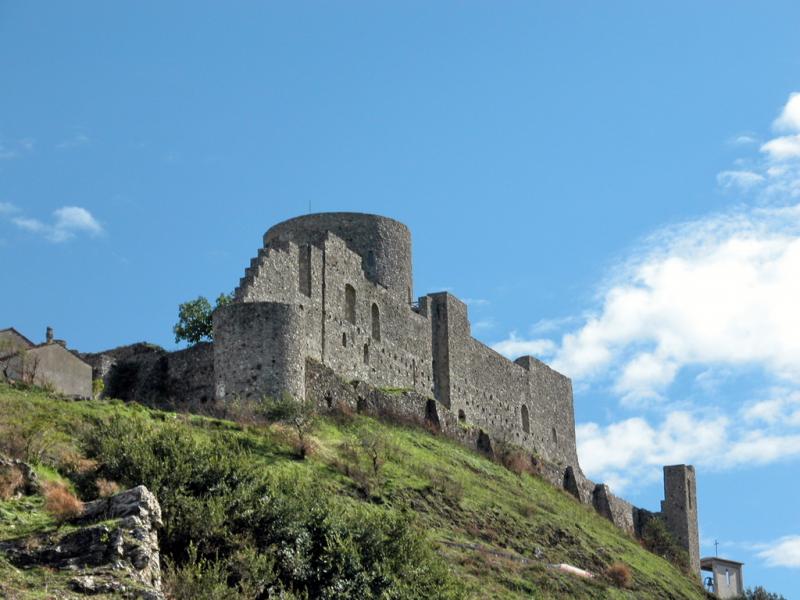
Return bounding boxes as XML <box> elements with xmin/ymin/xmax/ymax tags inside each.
<box><xmin>0</xmin><ymin>327</ymin><xmax>92</xmax><ymax>399</ymax></box>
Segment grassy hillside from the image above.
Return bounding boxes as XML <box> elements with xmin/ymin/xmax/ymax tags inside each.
<box><xmin>0</xmin><ymin>383</ymin><xmax>708</xmax><ymax>599</ymax></box>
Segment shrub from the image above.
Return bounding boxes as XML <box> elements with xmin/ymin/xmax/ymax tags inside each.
<box><xmin>736</xmin><ymin>586</ymin><xmax>788</xmax><ymax>600</ymax></box>
<box><xmin>43</xmin><ymin>482</ymin><xmax>83</xmax><ymax>523</ymax></box>
<box><xmin>0</xmin><ymin>414</ymin><xmax>59</xmax><ymax>464</ymax></box>
<box><xmin>606</xmin><ymin>562</ymin><xmax>632</xmax><ymax>588</ymax></box>
<box><xmin>163</xmin><ymin>544</ymin><xmax>236</xmax><ymax>600</ymax></box>
<box><xmin>0</xmin><ymin>465</ymin><xmax>24</xmax><ymax>500</ymax></box>
<box><xmin>494</xmin><ymin>441</ymin><xmax>536</xmax><ymax>476</ymax></box>
<box><xmin>260</xmin><ymin>394</ymin><xmax>317</xmax><ymax>458</ymax></box>
<box><xmin>641</xmin><ymin>517</ymin><xmax>689</xmax><ymax>573</ymax></box>
<box><xmin>82</xmin><ymin>413</ymin><xmax>465</xmax><ymax>599</ymax></box>
<box><xmin>95</xmin><ymin>478</ymin><xmax>121</xmax><ymax>498</ymax></box>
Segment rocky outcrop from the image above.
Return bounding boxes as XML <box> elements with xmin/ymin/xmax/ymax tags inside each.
<box><xmin>0</xmin><ymin>484</ymin><xmax>164</xmax><ymax>599</ymax></box>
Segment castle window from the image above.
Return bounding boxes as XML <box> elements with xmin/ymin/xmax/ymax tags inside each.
<box><xmin>371</xmin><ymin>303</ymin><xmax>381</xmax><ymax>341</ymax></box>
<box><xmin>552</xmin><ymin>427</ymin><xmax>558</xmax><ymax>444</ymax></box>
<box><xmin>363</xmin><ymin>344</ymin><xmax>369</xmax><ymax>365</ymax></box>
<box><xmin>521</xmin><ymin>405</ymin><xmax>530</xmax><ymax>434</ymax></box>
<box><xmin>342</xmin><ymin>333</ymin><xmax>347</xmax><ymax>347</ymax></box>
<box><xmin>458</xmin><ymin>409</ymin><xmax>466</xmax><ymax>423</ymax></box>
<box><xmin>345</xmin><ymin>284</ymin><xmax>356</xmax><ymax>324</ymax></box>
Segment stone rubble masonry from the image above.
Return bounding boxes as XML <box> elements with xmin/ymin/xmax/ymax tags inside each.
<box><xmin>81</xmin><ymin>342</ymin><xmax>214</xmax><ymax>408</ymax></box>
<box><xmin>662</xmin><ymin>465</ymin><xmax>701</xmax><ymax>576</ymax></box>
<box><xmin>82</xmin><ymin>212</ymin><xmax>700</xmax><ymax>574</ymax></box>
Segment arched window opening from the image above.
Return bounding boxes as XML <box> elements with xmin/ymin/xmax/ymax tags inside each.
<box><xmin>341</xmin><ymin>333</ymin><xmax>347</xmax><ymax>347</ymax></box>
<box><xmin>371</xmin><ymin>303</ymin><xmax>381</xmax><ymax>341</ymax></box>
<box><xmin>551</xmin><ymin>427</ymin><xmax>558</xmax><ymax>444</ymax></box>
<box><xmin>344</xmin><ymin>284</ymin><xmax>356</xmax><ymax>324</ymax></box>
<box><xmin>458</xmin><ymin>409</ymin><xmax>466</xmax><ymax>423</ymax></box>
<box><xmin>521</xmin><ymin>405</ymin><xmax>530</xmax><ymax>434</ymax></box>
<box><xmin>363</xmin><ymin>344</ymin><xmax>369</xmax><ymax>365</ymax></box>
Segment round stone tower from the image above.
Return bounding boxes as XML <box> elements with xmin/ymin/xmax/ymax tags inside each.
<box><xmin>264</xmin><ymin>212</ymin><xmax>414</xmax><ymax>302</ymax></box>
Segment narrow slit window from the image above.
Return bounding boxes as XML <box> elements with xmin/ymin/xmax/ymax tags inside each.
<box><xmin>371</xmin><ymin>303</ymin><xmax>381</xmax><ymax>341</ymax></box>
<box><xmin>345</xmin><ymin>284</ymin><xmax>356</xmax><ymax>324</ymax></box>
<box><xmin>521</xmin><ymin>405</ymin><xmax>530</xmax><ymax>434</ymax></box>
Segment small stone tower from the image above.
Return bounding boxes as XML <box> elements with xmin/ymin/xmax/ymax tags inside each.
<box><xmin>661</xmin><ymin>464</ymin><xmax>700</xmax><ymax>577</ymax></box>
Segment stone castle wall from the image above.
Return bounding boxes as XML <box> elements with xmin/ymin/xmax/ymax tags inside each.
<box><xmin>662</xmin><ymin>465</ymin><xmax>701</xmax><ymax>575</ymax></box>
<box><xmin>83</xmin><ymin>212</ymin><xmax>700</xmax><ymax>576</ymax></box>
<box><xmin>223</xmin><ymin>214</ymin><xmax>579</xmax><ymax>469</ymax></box>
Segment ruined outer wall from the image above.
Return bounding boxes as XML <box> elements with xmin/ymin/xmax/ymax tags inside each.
<box><xmin>661</xmin><ymin>465</ymin><xmax>701</xmax><ymax>577</ymax></box>
<box><xmin>516</xmin><ymin>356</ymin><xmax>580</xmax><ymax>468</ymax></box>
<box><xmin>213</xmin><ymin>302</ymin><xmax>305</xmax><ymax>401</ymax></box>
<box><xmin>264</xmin><ymin>213</ymin><xmax>414</xmax><ymax>302</ymax></box>
<box><xmin>82</xmin><ymin>342</ymin><xmax>214</xmax><ymax>407</ymax></box>
<box><xmin>428</xmin><ymin>292</ymin><xmax>580</xmax><ymax>468</ymax></box>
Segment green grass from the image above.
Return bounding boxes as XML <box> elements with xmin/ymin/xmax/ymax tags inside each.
<box><xmin>0</xmin><ymin>382</ymin><xmax>709</xmax><ymax>599</ymax></box>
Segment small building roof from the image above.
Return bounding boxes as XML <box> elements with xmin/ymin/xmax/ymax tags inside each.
<box><xmin>701</xmin><ymin>556</ymin><xmax>745</xmax><ymax>568</ymax></box>
<box><xmin>0</xmin><ymin>327</ymin><xmax>35</xmax><ymax>348</ymax></box>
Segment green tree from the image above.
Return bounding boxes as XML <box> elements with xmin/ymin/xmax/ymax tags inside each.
<box><xmin>261</xmin><ymin>394</ymin><xmax>317</xmax><ymax>458</ymax></box>
<box><xmin>734</xmin><ymin>587</ymin><xmax>788</xmax><ymax>600</ymax></box>
<box><xmin>173</xmin><ymin>293</ymin><xmax>232</xmax><ymax>345</ymax></box>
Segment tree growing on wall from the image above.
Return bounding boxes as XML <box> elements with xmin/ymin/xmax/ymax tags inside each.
<box><xmin>173</xmin><ymin>293</ymin><xmax>233</xmax><ymax>345</ymax></box>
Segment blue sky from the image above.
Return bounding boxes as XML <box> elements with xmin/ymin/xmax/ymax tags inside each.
<box><xmin>2</xmin><ymin>2</ymin><xmax>799</xmax><ymax>595</ymax></box>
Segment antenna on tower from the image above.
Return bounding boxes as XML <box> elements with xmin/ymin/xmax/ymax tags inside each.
<box><xmin>714</xmin><ymin>539</ymin><xmax>719</xmax><ymax>557</ymax></box>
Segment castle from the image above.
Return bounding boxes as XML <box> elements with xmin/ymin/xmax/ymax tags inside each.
<box><xmin>81</xmin><ymin>212</ymin><xmax>701</xmax><ymax>577</ymax></box>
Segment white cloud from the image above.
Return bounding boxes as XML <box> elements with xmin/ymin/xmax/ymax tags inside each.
<box><xmin>56</xmin><ymin>133</ymin><xmax>90</xmax><ymax>150</ymax></box>
<box><xmin>741</xmin><ymin>390</ymin><xmax>800</xmax><ymax>425</ymax></box>
<box><xmin>717</xmin><ymin>170</ymin><xmax>765</xmax><ymax>190</ymax></box>
<box><xmin>577</xmin><ymin>411</ymin><xmax>728</xmax><ymax>492</ymax></box>
<box><xmin>0</xmin><ymin>137</ymin><xmax>35</xmax><ymax>159</ymax></box>
<box><xmin>472</xmin><ymin>319</ymin><xmax>496</xmax><ymax>332</ymax></box>
<box><xmin>614</xmin><ymin>353</ymin><xmax>678</xmax><ymax>404</ymax></box>
<box><xmin>578</xmin><ymin>408</ymin><xmax>800</xmax><ymax>493</ymax></box>
<box><xmin>491</xmin><ymin>332</ymin><xmax>555</xmax><ymax>359</ymax></box>
<box><xmin>11</xmin><ymin>206</ymin><xmax>104</xmax><ymax>243</ymax></box>
<box><xmin>496</xmin><ymin>202</ymin><xmax>800</xmax><ymax>403</ymax></box>
<box><xmin>773</xmin><ymin>92</ymin><xmax>800</xmax><ymax>133</ymax></box>
<box><xmin>463</xmin><ymin>298</ymin><xmax>490</xmax><ymax>307</ymax></box>
<box><xmin>761</xmin><ymin>134</ymin><xmax>800</xmax><ymax>161</ymax></box>
<box><xmin>757</xmin><ymin>536</ymin><xmax>800</xmax><ymax>569</ymax></box>
<box><xmin>496</xmin><ymin>93</ymin><xmax>800</xmax><ymax>488</ymax></box>
<box><xmin>729</xmin><ymin>133</ymin><xmax>758</xmax><ymax>146</ymax></box>
<box><xmin>0</xmin><ymin>202</ymin><xmax>18</xmax><ymax>214</ymax></box>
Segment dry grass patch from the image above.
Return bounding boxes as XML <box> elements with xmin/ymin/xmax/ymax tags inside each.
<box><xmin>42</xmin><ymin>482</ymin><xmax>83</xmax><ymax>523</ymax></box>
<box><xmin>0</xmin><ymin>465</ymin><xmax>24</xmax><ymax>500</ymax></box>
<box><xmin>96</xmin><ymin>478</ymin><xmax>122</xmax><ymax>498</ymax></box>
<box><xmin>605</xmin><ymin>562</ymin><xmax>633</xmax><ymax>588</ymax></box>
